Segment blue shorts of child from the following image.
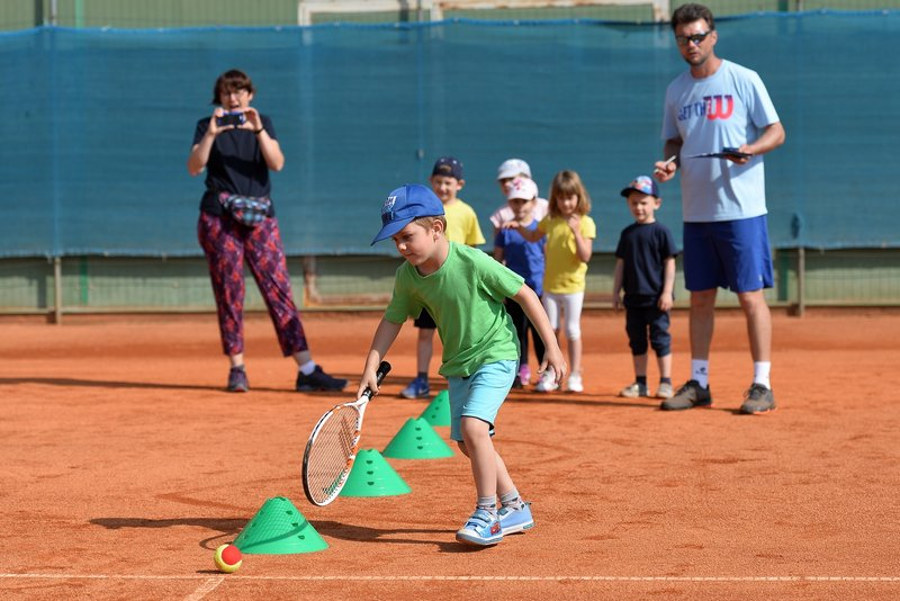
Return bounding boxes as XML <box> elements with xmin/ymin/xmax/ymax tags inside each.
<box><xmin>447</xmin><ymin>360</ymin><xmax>517</xmax><ymax>443</ymax></box>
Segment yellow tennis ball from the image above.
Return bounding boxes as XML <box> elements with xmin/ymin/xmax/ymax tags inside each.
<box><xmin>214</xmin><ymin>544</ymin><xmax>243</xmax><ymax>574</ymax></box>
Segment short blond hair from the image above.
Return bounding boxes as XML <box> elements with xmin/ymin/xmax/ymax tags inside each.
<box><xmin>412</xmin><ymin>215</ymin><xmax>447</xmax><ymax>233</ymax></box>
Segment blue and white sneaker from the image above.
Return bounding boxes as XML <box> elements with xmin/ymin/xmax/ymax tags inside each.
<box><xmin>498</xmin><ymin>502</ymin><xmax>534</xmax><ymax>534</ymax></box>
<box><xmin>400</xmin><ymin>376</ymin><xmax>430</xmax><ymax>399</ymax></box>
<box><xmin>455</xmin><ymin>509</ymin><xmax>503</xmax><ymax>546</ymax></box>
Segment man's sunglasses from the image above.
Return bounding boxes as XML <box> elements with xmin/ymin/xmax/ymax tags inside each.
<box><xmin>675</xmin><ymin>31</ymin><xmax>713</xmax><ymax>46</ymax></box>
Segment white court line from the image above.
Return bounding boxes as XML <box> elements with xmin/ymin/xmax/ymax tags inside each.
<box><xmin>1</xmin><ymin>574</ymin><xmax>898</xmax><ymax>583</ymax></box>
<box><xmin>182</xmin><ymin>576</ymin><xmax>225</xmax><ymax>601</ymax></box>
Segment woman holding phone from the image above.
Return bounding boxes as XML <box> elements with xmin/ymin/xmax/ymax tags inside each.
<box><xmin>187</xmin><ymin>69</ymin><xmax>346</xmax><ymax>394</ymax></box>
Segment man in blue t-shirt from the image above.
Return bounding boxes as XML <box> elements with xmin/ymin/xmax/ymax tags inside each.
<box><xmin>653</xmin><ymin>3</ymin><xmax>785</xmax><ymax>415</ymax></box>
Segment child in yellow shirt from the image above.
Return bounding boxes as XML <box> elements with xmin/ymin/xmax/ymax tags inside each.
<box><xmin>400</xmin><ymin>156</ymin><xmax>486</xmax><ymax>399</ymax></box>
<box><xmin>504</xmin><ymin>170</ymin><xmax>595</xmax><ymax>392</ymax></box>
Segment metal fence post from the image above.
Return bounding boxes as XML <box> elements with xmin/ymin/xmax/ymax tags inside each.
<box><xmin>53</xmin><ymin>256</ymin><xmax>63</xmax><ymax>324</ymax></box>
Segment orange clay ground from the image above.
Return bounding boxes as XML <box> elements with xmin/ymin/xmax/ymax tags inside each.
<box><xmin>1</xmin><ymin>309</ymin><xmax>898</xmax><ymax>600</ymax></box>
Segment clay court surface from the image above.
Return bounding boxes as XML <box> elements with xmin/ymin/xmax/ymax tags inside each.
<box><xmin>1</xmin><ymin>309</ymin><xmax>898</xmax><ymax>600</ymax></box>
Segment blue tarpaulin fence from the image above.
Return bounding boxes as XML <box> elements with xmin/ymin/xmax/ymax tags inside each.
<box><xmin>1</xmin><ymin>11</ymin><xmax>897</xmax><ymax>258</ymax></box>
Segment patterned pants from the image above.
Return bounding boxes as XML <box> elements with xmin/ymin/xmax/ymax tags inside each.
<box><xmin>198</xmin><ymin>212</ymin><xmax>309</xmax><ymax>357</ymax></box>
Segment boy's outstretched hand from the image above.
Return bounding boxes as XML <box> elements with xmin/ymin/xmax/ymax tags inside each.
<box><xmin>356</xmin><ymin>364</ymin><xmax>381</xmax><ymax>399</ymax></box>
<box><xmin>356</xmin><ymin>319</ymin><xmax>403</xmax><ymax>399</ymax></box>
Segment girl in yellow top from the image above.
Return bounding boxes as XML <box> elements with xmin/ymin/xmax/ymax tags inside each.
<box><xmin>505</xmin><ymin>170</ymin><xmax>595</xmax><ymax>392</ymax></box>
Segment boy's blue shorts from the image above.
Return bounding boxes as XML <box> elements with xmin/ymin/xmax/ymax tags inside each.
<box><xmin>683</xmin><ymin>216</ymin><xmax>773</xmax><ymax>293</ymax></box>
<box><xmin>447</xmin><ymin>360</ymin><xmax>517</xmax><ymax>442</ymax></box>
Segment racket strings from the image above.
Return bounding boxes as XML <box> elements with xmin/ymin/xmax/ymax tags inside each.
<box><xmin>306</xmin><ymin>406</ymin><xmax>361</xmax><ymax>502</ymax></box>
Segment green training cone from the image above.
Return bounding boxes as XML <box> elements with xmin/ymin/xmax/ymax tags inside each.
<box><xmin>382</xmin><ymin>417</ymin><xmax>454</xmax><ymax>459</ymax></box>
<box><xmin>340</xmin><ymin>449</ymin><xmax>412</xmax><ymax>497</ymax></box>
<box><xmin>233</xmin><ymin>496</ymin><xmax>328</xmax><ymax>554</ymax></box>
<box><xmin>418</xmin><ymin>389</ymin><xmax>450</xmax><ymax>427</ymax></box>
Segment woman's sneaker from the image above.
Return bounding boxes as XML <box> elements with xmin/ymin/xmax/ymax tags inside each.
<box><xmin>296</xmin><ymin>365</ymin><xmax>348</xmax><ymax>392</ymax></box>
<box><xmin>227</xmin><ymin>367</ymin><xmax>249</xmax><ymax>392</ymax></box>
<box><xmin>498</xmin><ymin>502</ymin><xmax>534</xmax><ymax>535</ymax></box>
<box><xmin>455</xmin><ymin>509</ymin><xmax>503</xmax><ymax>546</ymax></box>
<box><xmin>534</xmin><ymin>368</ymin><xmax>559</xmax><ymax>392</ymax></box>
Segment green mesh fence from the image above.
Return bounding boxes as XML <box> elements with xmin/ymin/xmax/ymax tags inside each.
<box><xmin>0</xmin><ymin>11</ymin><xmax>897</xmax><ymax>259</ymax></box>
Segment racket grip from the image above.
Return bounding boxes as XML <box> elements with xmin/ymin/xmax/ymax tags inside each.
<box><xmin>361</xmin><ymin>361</ymin><xmax>392</xmax><ymax>400</ymax></box>
<box><xmin>375</xmin><ymin>361</ymin><xmax>392</xmax><ymax>385</ymax></box>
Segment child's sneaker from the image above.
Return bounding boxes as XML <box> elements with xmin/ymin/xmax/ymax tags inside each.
<box><xmin>295</xmin><ymin>365</ymin><xmax>348</xmax><ymax>392</ymax></box>
<box><xmin>227</xmin><ymin>367</ymin><xmax>249</xmax><ymax>392</ymax></box>
<box><xmin>517</xmin><ymin>364</ymin><xmax>531</xmax><ymax>387</ymax></box>
<box><xmin>400</xmin><ymin>376</ymin><xmax>430</xmax><ymax>399</ymax></box>
<box><xmin>567</xmin><ymin>373</ymin><xmax>583</xmax><ymax>393</ymax></box>
<box><xmin>619</xmin><ymin>382</ymin><xmax>648</xmax><ymax>398</ymax></box>
<box><xmin>534</xmin><ymin>368</ymin><xmax>558</xmax><ymax>392</ymax></box>
<box><xmin>655</xmin><ymin>382</ymin><xmax>674</xmax><ymax>399</ymax></box>
<box><xmin>455</xmin><ymin>509</ymin><xmax>503</xmax><ymax>546</ymax></box>
<box><xmin>498</xmin><ymin>502</ymin><xmax>534</xmax><ymax>535</ymax></box>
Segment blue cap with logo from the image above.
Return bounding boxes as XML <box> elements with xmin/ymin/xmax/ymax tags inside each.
<box><xmin>620</xmin><ymin>175</ymin><xmax>660</xmax><ymax>199</ymax></box>
<box><xmin>371</xmin><ymin>184</ymin><xmax>445</xmax><ymax>245</ymax></box>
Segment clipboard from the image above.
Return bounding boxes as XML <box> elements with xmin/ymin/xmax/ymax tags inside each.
<box><xmin>687</xmin><ymin>147</ymin><xmax>752</xmax><ymax>160</ymax></box>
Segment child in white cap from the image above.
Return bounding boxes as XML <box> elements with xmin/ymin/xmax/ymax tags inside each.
<box><xmin>493</xmin><ymin>177</ymin><xmax>547</xmax><ymax>388</ymax></box>
<box><xmin>489</xmin><ymin>158</ymin><xmax>549</xmax><ymax>234</ymax></box>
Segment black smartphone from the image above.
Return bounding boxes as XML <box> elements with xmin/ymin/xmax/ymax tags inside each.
<box><xmin>216</xmin><ymin>111</ymin><xmax>246</xmax><ymax>127</ymax></box>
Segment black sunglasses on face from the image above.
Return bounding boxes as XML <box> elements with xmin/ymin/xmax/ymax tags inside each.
<box><xmin>675</xmin><ymin>31</ymin><xmax>713</xmax><ymax>46</ymax></box>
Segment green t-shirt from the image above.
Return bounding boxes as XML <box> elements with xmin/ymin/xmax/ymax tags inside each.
<box><xmin>385</xmin><ymin>242</ymin><xmax>525</xmax><ymax>377</ymax></box>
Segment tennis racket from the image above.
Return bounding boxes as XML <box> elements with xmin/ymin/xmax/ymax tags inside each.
<box><xmin>301</xmin><ymin>360</ymin><xmax>391</xmax><ymax>506</ymax></box>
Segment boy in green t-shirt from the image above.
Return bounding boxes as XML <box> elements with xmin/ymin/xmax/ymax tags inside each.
<box><xmin>359</xmin><ymin>184</ymin><xmax>566</xmax><ymax>546</ymax></box>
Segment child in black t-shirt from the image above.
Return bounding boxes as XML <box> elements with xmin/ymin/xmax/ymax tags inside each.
<box><xmin>613</xmin><ymin>176</ymin><xmax>678</xmax><ymax>400</ymax></box>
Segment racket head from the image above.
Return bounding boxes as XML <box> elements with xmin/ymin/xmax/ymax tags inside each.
<box><xmin>301</xmin><ymin>361</ymin><xmax>391</xmax><ymax>506</ymax></box>
<box><xmin>302</xmin><ymin>402</ymin><xmax>364</xmax><ymax>506</ymax></box>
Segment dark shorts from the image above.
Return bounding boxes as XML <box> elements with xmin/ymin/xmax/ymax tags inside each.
<box><xmin>683</xmin><ymin>216</ymin><xmax>773</xmax><ymax>293</ymax></box>
<box><xmin>625</xmin><ymin>305</ymin><xmax>671</xmax><ymax>357</ymax></box>
<box><xmin>413</xmin><ymin>308</ymin><xmax>437</xmax><ymax>329</ymax></box>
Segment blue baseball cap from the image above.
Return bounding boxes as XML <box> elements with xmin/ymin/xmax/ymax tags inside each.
<box><xmin>371</xmin><ymin>184</ymin><xmax>445</xmax><ymax>245</ymax></box>
<box><xmin>620</xmin><ymin>175</ymin><xmax>660</xmax><ymax>199</ymax></box>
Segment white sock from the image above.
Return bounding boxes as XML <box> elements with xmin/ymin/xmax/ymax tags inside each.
<box><xmin>477</xmin><ymin>496</ymin><xmax>498</xmax><ymax>516</ymax></box>
<box><xmin>753</xmin><ymin>361</ymin><xmax>771</xmax><ymax>389</ymax></box>
<box><xmin>691</xmin><ymin>359</ymin><xmax>710</xmax><ymax>389</ymax></box>
<box><xmin>299</xmin><ymin>360</ymin><xmax>316</xmax><ymax>376</ymax></box>
<box><xmin>499</xmin><ymin>489</ymin><xmax>524</xmax><ymax>510</ymax></box>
